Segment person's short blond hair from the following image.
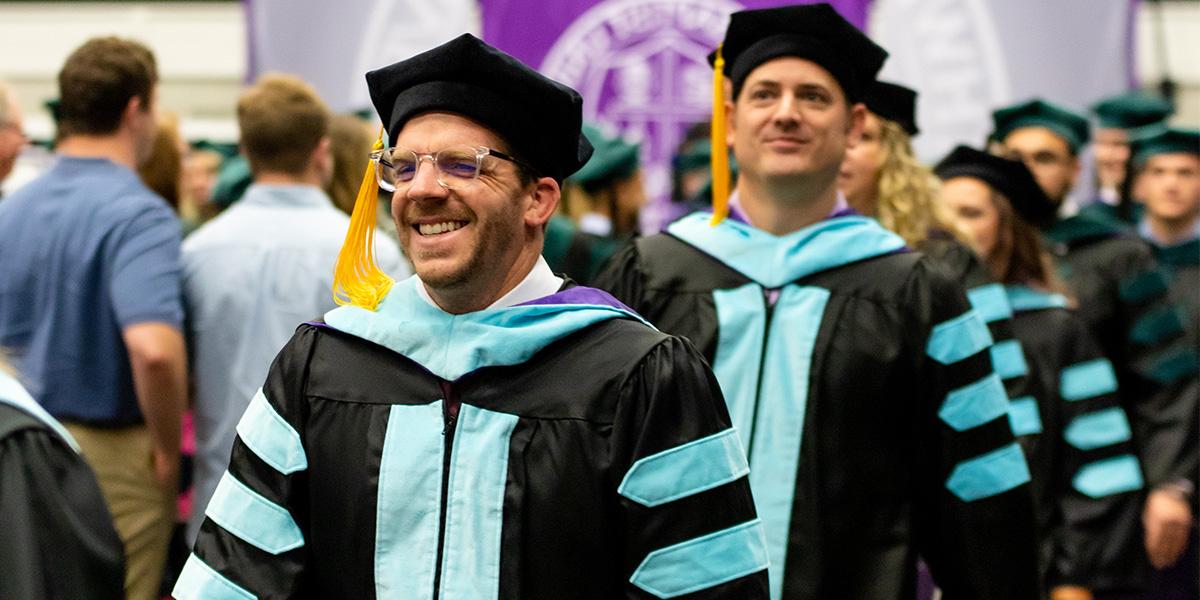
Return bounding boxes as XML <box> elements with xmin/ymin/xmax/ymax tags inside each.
<box><xmin>237</xmin><ymin>73</ymin><xmax>330</xmax><ymax>176</ymax></box>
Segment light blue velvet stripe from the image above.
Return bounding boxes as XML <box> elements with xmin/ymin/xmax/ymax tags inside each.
<box><xmin>375</xmin><ymin>402</ymin><xmax>445</xmax><ymax>600</ymax></box>
<box><xmin>1073</xmin><ymin>454</ymin><xmax>1144</xmax><ymax>498</ymax></box>
<box><xmin>1007</xmin><ymin>397</ymin><xmax>1044</xmax><ymax>436</ymax></box>
<box><xmin>204</xmin><ymin>472</ymin><xmax>304</xmax><ymax>555</ymax></box>
<box><xmin>967</xmin><ymin>283</ymin><xmax>1013</xmax><ymax>323</ymax></box>
<box><xmin>938</xmin><ymin>373</ymin><xmax>1010</xmax><ymax>432</ymax></box>
<box><xmin>749</xmin><ymin>285</ymin><xmax>829</xmax><ymax>600</ymax></box>
<box><xmin>0</xmin><ymin>370</ymin><xmax>80</xmax><ymax>452</ymax></box>
<box><xmin>630</xmin><ymin>519</ymin><xmax>769</xmax><ymax>599</ymax></box>
<box><xmin>711</xmin><ymin>284</ymin><xmax>767</xmax><ymax>438</ymax></box>
<box><xmin>1005</xmin><ymin>285</ymin><xmax>1069</xmax><ymax>312</ymax></box>
<box><xmin>235</xmin><ymin>388</ymin><xmax>306</xmax><ymax>475</ymax></box>
<box><xmin>326</xmin><ymin>276</ymin><xmax>649</xmax><ymax>381</ymax></box>
<box><xmin>666</xmin><ymin>212</ymin><xmax>907</xmax><ymax>288</ymax></box>
<box><xmin>172</xmin><ymin>553</ymin><xmax>256</xmax><ymax>600</ymax></box>
<box><xmin>620</xmin><ymin>428</ymin><xmax>750</xmax><ymax>507</ymax></box>
<box><xmin>989</xmin><ymin>340</ymin><xmax>1029</xmax><ymax>380</ymax></box>
<box><xmin>945</xmin><ymin>442</ymin><xmax>1032</xmax><ymax>502</ymax></box>
<box><xmin>438</xmin><ymin>405</ymin><xmax>519</xmax><ymax>600</ymax></box>
<box><xmin>1061</xmin><ymin>359</ymin><xmax>1119</xmax><ymax>402</ymax></box>
<box><xmin>926</xmin><ymin>309</ymin><xmax>993</xmax><ymax>365</ymax></box>
<box><xmin>1064</xmin><ymin>407</ymin><xmax>1133</xmax><ymax>450</ymax></box>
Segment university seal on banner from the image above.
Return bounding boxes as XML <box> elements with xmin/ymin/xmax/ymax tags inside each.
<box><xmin>540</xmin><ymin>0</ymin><xmax>742</xmax><ymax>228</ymax></box>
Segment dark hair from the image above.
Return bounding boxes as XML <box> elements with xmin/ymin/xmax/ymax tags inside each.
<box><xmin>57</xmin><ymin>37</ymin><xmax>157</xmax><ymax>137</ymax></box>
<box><xmin>987</xmin><ymin>190</ymin><xmax>1065</xmax><ymax>293</ymax></box>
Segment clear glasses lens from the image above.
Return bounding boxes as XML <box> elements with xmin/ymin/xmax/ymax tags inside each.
<box><xmin>375</xmin><ymin>146</ymin><xmax>482</xmax><ymax>191</ymax></box>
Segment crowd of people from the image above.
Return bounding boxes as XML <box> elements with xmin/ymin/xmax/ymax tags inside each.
<box><xmin>0</xmin><ymin>3</ymin><xmax>1195</xmax><ymax>599</ymax></box>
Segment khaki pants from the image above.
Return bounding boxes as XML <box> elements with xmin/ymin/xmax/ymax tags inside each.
<box><xmin>66</xmin><ymin>423</ymin><xmax>173</xmax><ymax>600</ymax></box>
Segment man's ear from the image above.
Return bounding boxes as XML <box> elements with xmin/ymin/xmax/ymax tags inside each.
<box><xmin>845</xmin><ymin>103</ymin><xmax>867</xmax><ymax>149</ymax></box>
<box><xmin>311</xmin><ymin>136</ymin><xmax>333</xmax><ymax>181</ymax></box>
<box><xmin>525</xmin><ymin>176</ymin><xmax>561</xmax><ymax>228</ymax></box>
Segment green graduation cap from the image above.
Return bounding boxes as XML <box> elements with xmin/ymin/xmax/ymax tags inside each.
<box><xmin>569</xmin><ymin>123</ymin><xmax>640</xmax><ymax>191</ymax></box>
<box><xmin>992</xmin><ymin>98</ymin><xmax>1090</xmax><ymax>153</ymax></box>
<box><xmin>190</xmin><ymin>140</ymin><xmax>239</xmax><ymax>160</ymax></box>
<box><xmin>209</xmin><ymin>154</ymin><xmax>252</xmax><ymax>209</ymax></box>
<box><xmin>1091</xmin><ymin>91</ymin><xmax>1173</xmax><ymax>131</ymax></box>
<box><xmin>1131</xmin><ymin>128</ymin><xmax>1200</xmax><ymax>166</ymax></box>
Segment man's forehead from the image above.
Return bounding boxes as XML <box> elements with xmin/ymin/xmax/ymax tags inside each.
<box><xmin>1004</xmin><ymin>127</ymin><xmax>1072</xmax><ymax>153</ymax></box>
<box><xmin>1146</xmin><ymin>153</ymin><xmax>1200</xmax><ymax>170</ymax></box>
<box><xmin>743</xmin><ymin>56</ymin><xmax>840</xmax><ymax>89</ymax></box>
<box><xmin>394</xmin><ymin>111</ymin><xmax>505</xmax><ymax>149</ymax></box>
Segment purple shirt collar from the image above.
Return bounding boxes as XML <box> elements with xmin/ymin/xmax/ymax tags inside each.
<box><xmin>726</xmin><ymin>190</ymin><xmax>856</xmax><ymax>226</ymax></box>
<box><xmin>516</xmin><ymin>284</ymin><xmax>639</xmax><ymax>316</ymax></box>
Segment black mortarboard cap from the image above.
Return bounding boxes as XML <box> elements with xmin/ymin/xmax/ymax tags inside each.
<box><xmin>365</xmin><ymin>34</ymin><xmax>593</xmax><ymax>182</ymax></box>
<box><xmin>935</xmin><ymin>145</ymin><xmax>1057</xmax><ymax>226</ymax></box>
<box><xmin>864</xmin><ymin>80</ymin><xmax>919</xmax><ymax>136</ymax></box>
<box><xmin>991</xmin><ymin>98</ymin><xmax>1090</xmax><ymax>153</ymax></box>
<box><xmin>710</xmin><ymin>3</ymin><xmax>888</xmax><ymax>102</ymax></box>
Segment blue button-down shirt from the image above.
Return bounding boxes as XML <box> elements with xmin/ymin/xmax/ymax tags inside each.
<box><xmin>183</xmin><ymin>183</ymin><xmax>407</xmax><ymax>543</ymax></box>
<box><xmin>0</xmin><ymin>156</ymin><xmax>184</xmax><ymax>425</ymax></box>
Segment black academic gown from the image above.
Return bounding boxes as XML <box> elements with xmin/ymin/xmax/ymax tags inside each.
<box><xmin>1004</xmin><ymin>285</ymin><xmax>1148</xmax><ymax>594</ymax></box>
<box><xmin>594</xmin><ymin>212</ymin><xmax>1040</xmax><ymax>600</ymax></box>
<box><xmin>1145</xmin><ymin>238</ymin><xmax>1200</xmax><ymax>505</ymax></box>
<box><xmin>1043</xmin><ymin>214</ymin><xmax>1192</xmax><ymax>489</ymax></box>
<box><xmin>175</xmin><ymin>278</ymin><xmax>769</xmax><ymax>600</ymax></box>
<box><xmin>0</xmin><ymin>375</ymin><xmax>125</xmax><ymax>600</ymax></box>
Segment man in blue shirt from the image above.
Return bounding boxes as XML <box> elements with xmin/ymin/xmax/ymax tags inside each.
<box><xmin>0</xmin><ymin>37</ymin><xmax>187</xmax><ymax>600</ymax></box>
<box><xmin>182</xmin><ymin>73</ymin><xmax>406</xmax><ymax>545</ymax></box>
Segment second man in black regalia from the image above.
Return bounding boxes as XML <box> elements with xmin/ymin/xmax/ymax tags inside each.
<box><xmin>595</xmin><ymin>5</ymin><xmax>1039</xmax><ymax>599</ymax></box>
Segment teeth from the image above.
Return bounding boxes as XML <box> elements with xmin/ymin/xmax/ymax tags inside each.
<box><xmin>418</xmin><ymin>221</ymin><xmax>466</xmax><ymax>236</ymax></box>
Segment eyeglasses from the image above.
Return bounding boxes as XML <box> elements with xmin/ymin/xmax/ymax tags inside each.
<box><xmin>371</xmin><ymin>145</ymin><xmax>535</xmax><ymax>192</ymax></box>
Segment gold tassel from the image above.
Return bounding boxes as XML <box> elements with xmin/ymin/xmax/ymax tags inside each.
<box><xmin>332</xmin><ymin>127</ymin><xmax>394</xmax><ymax>310</ymax></box>
<box><xmin>709</xmin><ymin>44</ymin><xmax>731</xmax><ymax>226</ymax></box>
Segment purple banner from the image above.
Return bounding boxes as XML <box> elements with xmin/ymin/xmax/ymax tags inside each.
<box><xmin>481</xmin><ymin>0</ymin><xmax>870</xmax><ymax>230</ymax></box>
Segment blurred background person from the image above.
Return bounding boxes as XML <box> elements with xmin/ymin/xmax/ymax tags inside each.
<box><xmin>547</xmin><ymin>123</ymin><xmax>645</xmax><ymax>284</ymax></box>
<box><xmin>563</xmin><ymin>123</ymin><xmax>645</xmax><ymax>238</ymax></box>
<box><xmin>182</xmin><ymin>73</ymin><xmax>405</xmax><ymax>547</ymax></box>
<box><xmin>1085</xmin><ymin>92</ymin><xmax>1174</xmax><ymax>224</ymax></box>
<box><xmin>138</xmin><ymin>111</ymin><xmax>184</xmax><ymax>213</ymax></box>
<box><xmin>991</xmin><ymin>100</ymin><xmax>1193</xmax><ymax>515</ymax></box>
<box><xmin>0</xmin><ymin>37</ymin><xmax>187</xmax><ymax>600</ymax></box>
<box><xmin>178</xmin><ymin>143</ymin><xmax>229</xmax><ymax>235</ymax></box>
<box><xmin>0</xmin><ymin>360</ymin><xmax>125</xmax><ymax>600</ymax></box>
<box><xmin>842</xmin><ymin>86</ymin><xmax>1034</xmax><ymax>544</ymax></box>
<box><xmin>0</xmin><ymin>80</ymin><xmax>26</xmax><ymax>197</ymax></box>
<box><xmin>938</xmin><ymin>145</ymin><xmax>1149</xmax><ymax>600</ymax></box>
<box><xmin>1128</xmin><ymin>127</ymin><xmax>1200</xmax><ymax>600</ymax></box>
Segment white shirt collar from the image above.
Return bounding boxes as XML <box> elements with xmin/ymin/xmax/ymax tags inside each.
<box><xmin>414</xmin><ymin>256</ymin><xmax>564</xmax><ymax>311</ymax></box>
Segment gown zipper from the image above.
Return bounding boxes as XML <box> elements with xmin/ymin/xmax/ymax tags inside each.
<box><xmin>744</xmin><ymin>286</ymin><xmax>779</xmax><ymax>461</ymax></box>
<box><xmin>431</xmin><ymin>380</ymin><xmax>460</xmax><ymax>600</ymax></box>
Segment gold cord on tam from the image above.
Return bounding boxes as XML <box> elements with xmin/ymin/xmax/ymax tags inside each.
<box><xmin>709</xmin><ymin>44</ymin><xmax>731</xmax><ymax>226</ymax></box>
<box><xmin>332</xmin><ymin>127</ymin><xmax>395</xmax><ymax>310</ymax></box>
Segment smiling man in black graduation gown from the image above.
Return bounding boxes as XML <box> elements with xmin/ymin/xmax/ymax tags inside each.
<box><xmin>173</xmin><ymin>34</ymin><xmax>768</xmax><ymax>600</ymax></box>
<box><xmin>595</xmin><ymin>5</ymin><xmax>1038</xmax><ymax>600</ymax></box>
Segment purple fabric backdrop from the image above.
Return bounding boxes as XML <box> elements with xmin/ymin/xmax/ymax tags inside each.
<box><xmin>480</xmin><ymin>0</ymin><xmax>871</xmax><ymax>231</ymax></box>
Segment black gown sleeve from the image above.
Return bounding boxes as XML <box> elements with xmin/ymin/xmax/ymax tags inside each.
<box><xmin>611</xmin><ymin>335</ymin><xmax>769</xmax><ymax>599</ymax></box>
<box><xmin>909</xmin><ymin>261</ymin><xmax>1041</xmax><ymax>599</ymax></box>
<box><xmin>1048</xmin><ymin>315</ymin><xmax>1147</xmax><ymax>592</ymax></box>
<box><xmin>176</xmin><ymin>326</ymin><xmax>317</xmax><ymax>599</ymax></box>
<box><xmin>0</xmin><ymin>405</ymin><xmax>125</xmax><ymax>600</ymax></box>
